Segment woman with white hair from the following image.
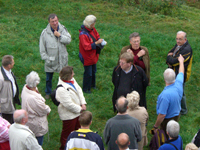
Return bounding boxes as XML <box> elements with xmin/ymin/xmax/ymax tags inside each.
<box><xmin>79</xmin><ymin>15</ymin><xmax>105</xmax><ymax>93</ymax></box>
<box><xmin>126</xmin><ymin>91</ymin><xmax>148</xmax><ymax>150</ymax></box>
<box><xmin>21</xmin><ymin>71</ymin><xmax>51</xmax><ymax>146</ymax></box>
<box><xmin>185</xmin><ymin>143</ymin><xmax>199</xmax><ymax>150</ymax></box>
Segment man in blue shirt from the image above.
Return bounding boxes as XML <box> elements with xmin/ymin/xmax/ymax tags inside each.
<box><xmin>159</xmin><ymin>120</ymin><xmax>183</xmax><ymax>150</ymax></box>
<box><xmin>153</xmin><ymin>54</ymin><xmax>184</xmax><ymax>137</ymax></box>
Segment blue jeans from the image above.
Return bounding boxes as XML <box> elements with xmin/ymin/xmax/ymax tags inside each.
<box><xmin>45</xmin><ymin>72</ymin><xmax>54</xmax><ymax>95</ymax></box>
<box><xmin>83</xmin><ymin>64</ymin><xmax>96</xmax><ymax>92</ymax></box>
<box><xmin>36</xmin><ymin>136</ymin><xmax>44</xmax><ymax>146</ymax></box>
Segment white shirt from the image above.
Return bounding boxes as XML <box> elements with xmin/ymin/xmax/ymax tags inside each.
<box><xmin>3</xmin><ymin>67</ymin><xmax>17</xmax><ymax>97</ymax></box>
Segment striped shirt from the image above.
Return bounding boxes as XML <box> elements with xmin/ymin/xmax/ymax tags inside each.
<box><xmin>0</xmin><ymin>116</ymin><xmax>10</xmax><ymax>143</ymax></box>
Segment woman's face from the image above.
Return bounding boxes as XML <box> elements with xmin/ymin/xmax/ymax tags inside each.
<box><xmin>90</xmin><ymin>22</ymin><xmax>95</xmax><ymax>29</ymax></box>
<box><xmin>70</xmin><ymin>71</ymin><xmax>74</xmax><ymax>80</ymax></box>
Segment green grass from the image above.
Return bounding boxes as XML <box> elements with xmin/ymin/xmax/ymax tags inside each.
<box><xmin>0</xmin><ymin>0</ymin><xmax>200</xmax><ymax>149</ymax></box>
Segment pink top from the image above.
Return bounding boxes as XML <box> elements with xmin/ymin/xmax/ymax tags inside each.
<box><xmin>0</xmin><ymin>116</ymin><xmax>10</xmax><ymax>143</ymax></box>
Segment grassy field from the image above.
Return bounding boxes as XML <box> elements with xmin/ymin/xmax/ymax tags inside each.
<box><xmin>0</xmin><ymin>0</ymin><xmax>200</xmax><ymax>149</ymax></box>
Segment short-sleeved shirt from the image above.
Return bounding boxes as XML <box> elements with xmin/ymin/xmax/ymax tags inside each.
<box><xmin>157</xmin><ymin>73</ymin><xmax>184</xmax><ymax>119</ymax></box>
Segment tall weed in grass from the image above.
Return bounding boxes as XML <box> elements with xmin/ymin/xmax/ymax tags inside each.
<box><xmin>0</xmin><ymin>0</ymin><xmax>200</xmax><ymax>149</ymax></box>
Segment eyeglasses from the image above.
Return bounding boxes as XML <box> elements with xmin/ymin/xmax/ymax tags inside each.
<box><xmin>119</xmin><ymin>61</ymin><xmax>127</xmax><ymax>65</ymax></box>
<box><xmin>131</xmin><ymin>40</ymin><xmax>140</xmax><ymax>44</ymax></box>
<box><xmin>176</xmin><ymin>38</ymin><xmax>184</xmax><ymax>41</ymax></box>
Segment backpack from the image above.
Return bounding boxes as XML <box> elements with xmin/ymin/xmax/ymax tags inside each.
<box><xmin>149</xmin><ymin>129</ymin><xmax>167</xmax><ymax>150</ymax></box>
<box><xmin>50</xmin><ymin>84</ymin><xmax>63</xmax><ymax>106</ymax></box>
<box><xmin>194</xmin><ymin>129</ymin><xmax>200</xmax><ymax>147</ymax></box>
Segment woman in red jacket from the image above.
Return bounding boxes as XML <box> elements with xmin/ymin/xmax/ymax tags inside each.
<box><xmin>79</xmin><ymin>15</ymin><xmax>103</xmax><ymax>93</ymax></box>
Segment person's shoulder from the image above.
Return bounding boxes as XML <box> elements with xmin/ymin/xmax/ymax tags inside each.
<box><xmin>121</xmin><ymin>45</ymin><xmax>131</xmax><ymax>52</ymax></box>
<box><xmin>140</xmin><ymin>46</ymin><xmax>148</xmax><ymax>51</ymax></box>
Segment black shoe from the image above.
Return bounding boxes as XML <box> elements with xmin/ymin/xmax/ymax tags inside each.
<box><xmin>83</xmin><ymin>90</ymin><xmax>92</xmax><ymax>94</ymax></box>
<box><xmin>92</xmin><ymin>87</ymin><xmax>98</xmax><ymax>90</ymax></box>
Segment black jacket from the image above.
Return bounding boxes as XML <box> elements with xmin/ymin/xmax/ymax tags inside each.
<box><xmin>112</xmin><ymin>65</ymin><xmax>148</xmax><ymax>112</ymax></box>
<box><xmin>166</xmin><ymin>41</ymin><xmax>193</xmax><ymax>82</ymax></box>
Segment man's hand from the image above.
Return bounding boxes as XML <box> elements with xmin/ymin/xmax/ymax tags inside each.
<box><xmin>137</xmin><ymin>49</ymin><xmax>145</xmax><ymax>57</ymax></box>
<box><xmin>168</xmin><ymin>52</ymin><xmax>173</xmax><ymax>56</ymax></box>
<box><xmin>167</xmin><ymin>63</ymin><xmax>172</xmax><ymax>68</ymax></box>
<box><xmin>153</xmin><ymin>128</ymin><xmax>158</xmax><ymax>134</ymax></box>
<box><xmin>127</xmin><ymin>49</ymin><xmax>134</xmax><ymax>55</ymax></box>
<box><xmin>54</xmin><ymin>30</ymin><xmax>61</xmax><ymax>37</ymax></box>
<box><xmin>95</xmin><ymin>39</ymin><xmax>103</xmax><ymax>45</ymax></box>
<box><xmin>178</xmin><ymin>54</ymin><xmax>184</xmax><ymax>63</ymax></box>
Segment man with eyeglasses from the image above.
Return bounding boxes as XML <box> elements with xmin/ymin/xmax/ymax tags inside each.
<box><xmin>119</xmin><ymin>32</ymin><xmax>150</xmax><ymax>85</ymax></box>
<box><xmin>112</xmin><ymin>52</ymin><xmax>148</xmax><ymax>112</ymax></box>
<box><xmin>166</xmin><ymin>31</ymin><xmax>193</xmax><ymax>115</ymax></box>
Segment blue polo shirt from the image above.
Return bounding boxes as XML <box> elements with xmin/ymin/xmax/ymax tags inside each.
<box><xmin>157</xmin><ymin>73</ymin><xmax>184</xmax><ymax>118</ymax></box>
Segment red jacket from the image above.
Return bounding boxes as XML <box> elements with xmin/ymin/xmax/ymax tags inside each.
<box><xmin>79</xmin><ymin>25</ymin><xmax>100</xmax><ymax>66</ymax></box>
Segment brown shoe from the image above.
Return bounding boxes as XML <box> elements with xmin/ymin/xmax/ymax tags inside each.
<box><xmin>45</xmin><ymin>95</ymin><xmax>50</xmax><ymax>99</ymax></box>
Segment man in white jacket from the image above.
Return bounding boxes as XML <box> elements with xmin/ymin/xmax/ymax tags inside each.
<box><xmin>9</xmin><ymin>109</ymin><xmax>43</xmax><ymax>150</ymax></box>
<box><xmin>39</xmin><ymin>14</ymin><xmax>71</xmax><ymax>99</ymax></box>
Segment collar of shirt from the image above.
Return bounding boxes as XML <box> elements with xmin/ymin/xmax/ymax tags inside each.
<box><xmin>122</xmin><ymin>65</ymin><xmax>133</xmax><ymax>74</ymax></box>
<box><xmin>2</xmin><ymin>66</ymin><xmax>11</xmax><ymax>75</ymax></box>
<box><xmin>51</xmin><ymin>25</ymin><xmax>59</xmax><ymax>33</ymax></box>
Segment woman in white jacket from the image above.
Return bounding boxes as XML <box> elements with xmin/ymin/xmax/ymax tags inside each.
<box><xmin>56</xmin><ymin>66</ymin><xmax>87</xmax><ymax>150</ymax></box>
<box><xmin>21</xmin><ymin>71</ymin><xmax>51</xmax><ymax>146</ymax></box>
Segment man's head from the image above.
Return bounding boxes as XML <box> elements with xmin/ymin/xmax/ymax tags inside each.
<box><xmin>119</xmin><ymin>52</ymin><xmax>133</xmax><ymax>71</ymax></box>
<box><xmin>129</xmin><ymin>32</ymin><xmax>140</xmax><ymax>50</ymax></box>
<box><xmin>48</xmin><ymin>14</ymin><xmax>59</xmax><ymax>30</ymax></box>
<box><xmin>116</xmin><ymin>133</ymin><xmax>130</xmax><ymax>150</ymax></box>
<box><xmin>176</xmin><ymin>31</ymin><xmax>187</xmax><ymax>46</ymax></box>
<box><xmin>163</xmin><ymin>68</ymin><xmax>176</xmax><ymax>84</ymax></box>
<box><xmin>59</xmin><ymin>66</ymin><xmax>74</xmax><ymax>81</ymax></box>
<box><xmin>115</xmin><ymin>96</ymin><xmax>128</xmax><ymax>114</ymax></box>
<box><xmin>79</xmin><ymin>111</ymin><xmax>92</xmax><ymax>127</ymax></box>
<box><xmin>2</xmin><ymin>55</ymin><xmax>14</xmax><ymax>70</ymax></box>
<box><xmin>166</xmin><ymin>120</ymin><xmax>180</xmax><ymax>139</ymax></box>
<box><xmin>13</xmin><ymin>109</ymin><xmax>28</xmax><ymax>125</ymax></box>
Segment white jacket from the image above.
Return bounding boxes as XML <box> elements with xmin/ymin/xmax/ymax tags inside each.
<box><xmin>9</xmin><ymin>123</ymin><xmax>43</xmax><ymax>150</ymax></box>
<box><xmin>21</xmin><ymin>85</ymin><xmax>51</xmax><ymax>137</ymax></box>
<box><xmin>56</xmin><ymin>77</ymin><xmax>86</xmax><ymax>120</ymax></box>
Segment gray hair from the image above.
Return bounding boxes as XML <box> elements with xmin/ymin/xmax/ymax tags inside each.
<box><xmin>129</xmin><ymin>32</ymin><xmax>140</xmax><ymax>41</ymax></box>
<box><xmin>163</xmin><ymin>68</ymin><xmax>175</xmax><ymax>84</ymax></box>
<box><xmin>14</xmin><ymin>112</ymin><xmax>25</xmax><ymax>124</ymax></box>
<box><xmin>126</xmin><ymin>91</ymin><xmax>140</xmax><ymax>111</ymax></box>
<box><xmin>26</xmin><ymin>71</ymin><xmax>40</xmax><ymax>88</ymax></box>
<box><xmin>166</xmin><ymin>120</ymin><xmax>180</xmax><ymax>138</ymax></box>
<box><xmin>2</xmin><ymin>55</ymin><xmax>14</xmax><ymax>67</ymax></box>
<box><xmin>116</xmin><ymin>96</ymin><xmax>129</xmax><ymax>113</ymax></box>
<box><xmin>83</xmin><ymin>15</ymin><xmax>96</xmax><ymax>28</ymax></box>
<box><xmin>177</xmin><ymin>31</ymin><xmax>187</xmax><ymax>39</ymax></box>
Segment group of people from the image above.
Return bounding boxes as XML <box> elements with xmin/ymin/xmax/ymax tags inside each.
<box><xmin>0</xmin><ymin>12</ymin><xmax>196</xmax><ymax>150</ymax></box>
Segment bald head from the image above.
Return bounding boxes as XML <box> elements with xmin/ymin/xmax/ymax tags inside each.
<box><xmin>116</xmin><ymin>133</ymin><xmax>130</xmax><ymax>150</ymax></box>
<box><xmin>115</xmin><ymin>96</ymin><xmax>128</xmax><ymax>114</ymax></box>
<box><xmin>14</xmin><ymin>109</ymin><xmax>28</xmax><ymax>124</ymax></box>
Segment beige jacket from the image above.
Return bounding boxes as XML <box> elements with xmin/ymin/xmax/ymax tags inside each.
<box><xmin>9</xmin><ymin>123</ymin><xmax>43</xmax><ymax>150</ymax></box>
<box><xmin>21</xmin><ymin>85</ymin><xmax>51</xmax><ymax>137</ymax></box>
<box><xmin>127</xmin><ymin>106</ymin><xmax>149</xmax><ymax>150</ymax></box>
<box><xmin>39</xmin><ymin>22</ymin><xmax>71</xmax><ymax>72</ymax></box>
<box><xmin>56</xmin><ymin>77</ymin><xmax>86</xmax><ymax>120</ymax></box>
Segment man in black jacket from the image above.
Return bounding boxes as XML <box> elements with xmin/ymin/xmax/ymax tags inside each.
<box><xmin>166</xmin><ymin>31</ymin><xmax>193</xmax><ymax>115</ymax></box>
<box><xmin>112</xmin><ymin>52</ymin><xmax>148</xmax><ymax>112</ymax></box>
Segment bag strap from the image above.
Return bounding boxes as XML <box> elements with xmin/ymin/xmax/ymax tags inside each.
<box><xmin>168</xmin><ymin>143</ymin><xmax>178</xmax><ymax>150</ymax></box>
<box><xmin>81</xmin><ymin>28</ymin><xmax>97</xmax><ymax>42</ymax></box>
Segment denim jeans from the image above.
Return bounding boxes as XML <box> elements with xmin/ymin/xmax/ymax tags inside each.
<box><xmin>83</xmin><ymin>64</ymin><xmax>96</xmax><ymax>92</ymax></box>
<box><xmin>45</xmin><ymin>72</ymin><xmax>54</xmax><ymax>95</ymax></box>
<box><xmin>181</xmin><ymin>83</ymin><xmax>187</xmax><ymax>114</ymax></box>
<box><xmin>36</xmin><ymin>136</ymin><xmax>44</xmax><ymax>146</ymax></box>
